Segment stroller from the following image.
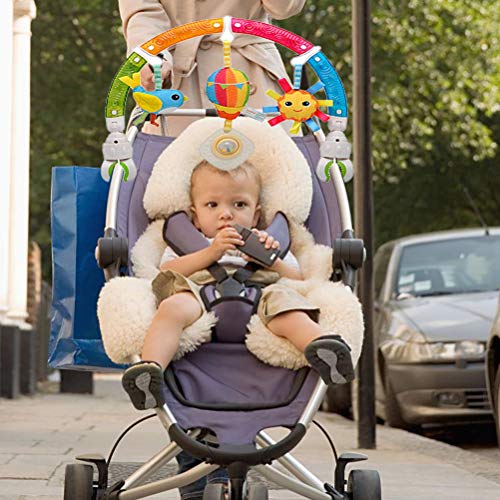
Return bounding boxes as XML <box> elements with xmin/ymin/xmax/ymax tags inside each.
<box><xmin>54</xmin><ymin>17</ymin><xmax>380</xmax><ymax>500</ymax></box>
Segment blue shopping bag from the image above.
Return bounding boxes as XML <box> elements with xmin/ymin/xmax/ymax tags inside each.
<box><xmin>48</xmin><ymin>166</ymin><xmax>125</xmax><ymax>371</ymax></box>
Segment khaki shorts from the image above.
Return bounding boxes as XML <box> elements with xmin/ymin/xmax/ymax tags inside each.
<box><xmin>152</xmin><ymin>269</ymin><xmax>319</xmax><ymax>326</ymax></box>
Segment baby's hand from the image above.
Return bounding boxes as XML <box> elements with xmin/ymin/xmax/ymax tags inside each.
<box><xmin>251</xmin><ymin>229</ymin><xmax>280</xmax><ymax>251</ymax></box>
<box><xmin>240</xmin><ymin>229</ymin><xmax>280</xmax><ymax>267</ymax></box>
<box><xmin>140</xmin><ymin>60</ymin><xmax>173</xmax><ymax>91</ymax></box>
<box><xmin>208</xmin><ymin>227</ymin><xmax>244</xmax><ymax>261</ymax></box>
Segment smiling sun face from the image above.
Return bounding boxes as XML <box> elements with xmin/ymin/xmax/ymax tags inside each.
<box><xmin>264</xmin><ymin>77</ymin><xmax>333</xmax><ymax>134</ymax></box>
<box><xmin>277</xmin><ymin>89</ymin><xmax>319</xmax><ymax>122</ymax></box>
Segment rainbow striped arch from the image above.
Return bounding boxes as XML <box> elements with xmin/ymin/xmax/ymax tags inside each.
<box><xmin>105</xmin><ymin>18</ymin><xmax>348</xmax><ymax>132</ymax></box>
<box><xmin>206</xmin><ymin>67</ymin><xmax>250</xmax><ymax>120</ymax></box>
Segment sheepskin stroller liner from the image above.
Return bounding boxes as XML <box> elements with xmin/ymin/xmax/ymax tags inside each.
<box><xmin>117</xmin><ymin>132</ymin><xmax>342</xmax><ymax>255</ymax></box>
<box><xmin>116</xmin><ymin>131</ymin><xmax>341</xmax><ymax>449</ymax></box>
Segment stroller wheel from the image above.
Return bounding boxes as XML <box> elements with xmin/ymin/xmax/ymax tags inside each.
<box><xmin>203</xmin><ymin>482</ymin><xmax>226</xmax><ymax>500</ymax></box>
<box><xmin>347</xmin><ymin>469</ymin><xmax>381</xmax><ymax>500</ymax></box>
<box><xmin>245</xmin><ymin>483</ymin><xmax>268</xmax><ymax>500</ymax></box>
<box><xmin>64</xmin><ymin>463</ymin><xmax>94</xmax><ymax>500</ymax></box>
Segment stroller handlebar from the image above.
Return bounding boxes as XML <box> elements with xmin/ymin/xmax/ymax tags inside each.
<box><xmin>168</xmin><ymin>423</ymin><xmax>306</xmax><ymax>467</ymax></box>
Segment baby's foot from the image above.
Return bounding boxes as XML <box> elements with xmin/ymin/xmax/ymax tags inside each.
<box><xmin>304</xmin><ymin>335</ymin><xmax>354</xmax><ymax>386</ymax></box>
<box><xmin>122</xmin><ymin>361</ymin><xmax>165</xmax><ymax>410</ymax></box>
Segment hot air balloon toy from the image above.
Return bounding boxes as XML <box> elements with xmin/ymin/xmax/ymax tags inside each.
<box><xmin>205</xmin><ymin>20</ymin><xmax>250</xmax><ymax>133</ymax></box>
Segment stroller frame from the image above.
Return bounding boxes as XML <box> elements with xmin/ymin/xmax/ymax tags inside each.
<box><xmin>88</xmin><ymin>111</ymin><xmax>371</xmax><ymax>500</ymax></box>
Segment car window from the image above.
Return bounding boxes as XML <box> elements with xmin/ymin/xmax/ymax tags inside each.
<box><xmin>374</xmin><ymin>244</ymin><xmax>393</xmax><ymax>299</ymax></box>
<box><xmin>396</xmin><ymin>236</ymin><xmax>500</xmax><ymax>297</ymax></box>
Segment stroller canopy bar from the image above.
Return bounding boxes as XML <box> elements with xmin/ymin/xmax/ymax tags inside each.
<box><xmin>105</xmin><ymin>18</ymin><xmax>347</xmax><ymax>131</ymax></box>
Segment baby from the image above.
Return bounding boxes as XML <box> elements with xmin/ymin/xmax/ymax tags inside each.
<box><xmin>122</xmin><ymin>160</ymin><xmax>354</xmax><ymax>409</ymax></box>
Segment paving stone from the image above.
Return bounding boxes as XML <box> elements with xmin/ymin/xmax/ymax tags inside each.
<box><xmin>18</xmin><ymin>497</ymin><xmax>61</xmax><ymax>500</ymax></box>
<box><xmin>0</xmin><ymin>454</ymin><xmax>14</xmax><ymax>465</ymax></box>
<box><xmin>0</xmin><ymin>462</ymin><xmax>56</xmax><ymax>480</ymax></box>
<box><xmin>0</xmin><ymin>479</ymin><xmax>62</xmax><ymax>495</ymax></box>
<box><xmin>0</xmin><ymin>445</ymin><xmax>66</xmax><ymax>455</ymax></box>
<box><xmin>8</xmin><ymin>454</ymin><xmax>64</xmax><ymax>468</ymax></box>
<box><xmin>2</xmin><ymin>375</ymin><xmax>500</xmax><ymax>499</ymax></box>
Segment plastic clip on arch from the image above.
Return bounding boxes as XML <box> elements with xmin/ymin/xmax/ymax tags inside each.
<box><xmin>100</xmin><ymin>131</ymin><xmax>137</xmax><ymax>182</ymax></box>
<box><xmin>100</xmin><ymin>51</ymin><xmax>168</xmax><ymax>183</ymax></box>
<box><xmin>316</xmin><ymin>124</ymin><xmax>354</xmax><ymax>183</ymax></box>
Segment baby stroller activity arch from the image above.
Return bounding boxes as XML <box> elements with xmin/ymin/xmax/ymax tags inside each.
<box><xmin>50</xmin><ymin>17</ymin><xmax>381</xmax><ymax>500</ymax></box>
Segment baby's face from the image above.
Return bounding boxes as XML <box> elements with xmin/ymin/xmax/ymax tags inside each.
<box><xmin>190</xmin><ymin>168</ymin><xmax>261</xmax><ymax>238</ymax></box>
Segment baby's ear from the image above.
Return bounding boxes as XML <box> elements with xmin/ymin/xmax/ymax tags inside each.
<box><xmin>190</xmin><ymin>206</ymin><xmax>200</xmax><ymax>228</ymax></box>
<box><xmin>252</xmin><ymin>205</ymin><xmax>262</xmax><ymax>228</ymax></box>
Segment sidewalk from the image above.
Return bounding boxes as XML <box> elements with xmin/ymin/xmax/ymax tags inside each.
<box><xmin>1</xmin><ymin>374</ymin><xmax>499</xmax><ymax>500</ymax></box>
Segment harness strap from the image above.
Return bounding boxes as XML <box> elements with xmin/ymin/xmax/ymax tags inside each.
<box><xmin>163</xmin><ymin>211</ymin><xmax>227</xmax><ymax>285</ymax></box>
<box><xmin>207</xmin><ymin>263</ymin><xmax>246</xmax><ymax>297</ymax></box>
<box><xmin>232</xmin><ymin>262</ymin><xmax>259</xmax><ymax>284</ymax></box>
<box><xmin>163</xmin><ymin>210</ymin><xmax>291</xmax><ymax>297</ymax></box>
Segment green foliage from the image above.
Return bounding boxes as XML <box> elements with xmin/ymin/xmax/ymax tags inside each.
<box><xmin>30</xmin><ymin>0</ymin><xmax>124</xmax><ymax>277</ymax></box>
<box><xmin>279</xmin><ymin>0</ymin><xmax>500</xmax><ymax>247</ymax></box>
<box><xmin>30</xmin><ymin>1</ymin><xmax>499</xmax><ymax>280</ymax></box>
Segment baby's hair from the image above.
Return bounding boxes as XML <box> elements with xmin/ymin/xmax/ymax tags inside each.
<box><xmin>190</xmin><ymin>160</ymin><xmax>262</xmax><ymax>201</ymax></box>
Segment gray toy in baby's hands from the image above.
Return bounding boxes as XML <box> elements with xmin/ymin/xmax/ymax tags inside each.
<box><xmin>234</xmin><ymin>224</ymin><xmax>281</xmax><ymax>267</ymax></box>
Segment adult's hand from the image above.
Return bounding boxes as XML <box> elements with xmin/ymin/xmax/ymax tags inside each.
<box><xmin>139</xmin><ymin>59</ymin><xmax>173</xmax><ymax>91</ymax></box>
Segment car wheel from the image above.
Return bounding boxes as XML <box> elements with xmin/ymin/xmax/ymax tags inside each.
<box><xmin>347</xmin><ymin>469</ymin><xmax>381</xmax><ymax>500</ymax></box>
<box><xmin>494</xmin><ymin>365</ymin><xmax>500</xmax><ymax>448</ymax></box>
<box><xmin>63</xmin><ymin>464</ymin><xmax>94</xmax><ymax>500</ymax></box>
<box><xmin>323</xmin><ymin>384</ymin><xmax>352</xmax><ymax>417</ymax></box>
<box><xmin>384</xmin><ymin>377</ymin><xmax>413</xmax><ymax>430</ymax></box>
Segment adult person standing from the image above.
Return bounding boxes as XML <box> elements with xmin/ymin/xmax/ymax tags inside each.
<box><xmin>119</xmin><ymin>0</ymin><xmax>306</xmax><ymax>136</ymax></box>
<box><xmin>118</xmin><ymin>2</ymin><xmax>306</xmax><ymax>497</ymax></box>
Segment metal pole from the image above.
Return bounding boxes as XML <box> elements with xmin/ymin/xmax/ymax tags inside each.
<box><xmin>352</xmin><ymin>0</ymin><xmax>376</xmax><ymax>449</ymax></box>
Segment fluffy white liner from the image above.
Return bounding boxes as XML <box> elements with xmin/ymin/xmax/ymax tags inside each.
<box><xmin>143</xmin><ymin>118</ymin><xmax>313</xmax><ymax>227</ymax></box>
<box><xmin>246</xmin><ymin>280</ymin><xmax>364</xmax><ymax>369</ymax></box>
<box><xmin>97</xmin><ymin>118</ymin><xmax>364</xmax><ymax>368</ymax></box>
<box><xmin>99</xmin><ymin>220</ymin><xmax>364</xmax><ymax>367</ymax></box>
<box><xmin>98</xmin><ymin>276</ymin><xmax>216</xmax><ymax>364</ymax></box>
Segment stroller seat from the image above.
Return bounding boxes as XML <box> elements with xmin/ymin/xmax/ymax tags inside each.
<box><xmin>96</xmin><ymin>118</ymin><xmax>364</xmax><ymax>465</ymax></box>
<box><xmin>95</xmin><ymin>118</ymin><xmax>362</xmax><ymax>464</ymax></box>
<box><xmin>164</xmin><ymin>342</ymin><xmax>317</xmax><ymax>445</ymax></box>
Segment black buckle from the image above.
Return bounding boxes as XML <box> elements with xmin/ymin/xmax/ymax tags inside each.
<box><xmin>215</xmin><ymin>276</ymin><xmax>246</xmax><ymax>297</ymax></box>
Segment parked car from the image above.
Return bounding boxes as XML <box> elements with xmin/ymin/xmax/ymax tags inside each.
<box><xmin>486</xmin><ymin>296</ymin><xmax>500</xmax><ymax>446</ymax></box>
<box><xmin>368</xmin><ymin>228</ymin><xmax>500</xmax><ymax>429</ymax></box>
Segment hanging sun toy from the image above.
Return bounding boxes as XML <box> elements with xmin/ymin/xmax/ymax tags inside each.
<box><xmin>262</xmin><ymin>60</ymin><xmax>333</xmax><ymax>134</ymax></box>
<box><xmin>206</xmin><ymin>24</ymin><xmax>250</xmax><ymax>133</ymax></box>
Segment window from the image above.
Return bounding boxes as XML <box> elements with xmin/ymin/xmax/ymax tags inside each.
<box><xmin>396</xmin><ymin>236</ymin><xmax>500</xmax><ymax>297</ymax></box>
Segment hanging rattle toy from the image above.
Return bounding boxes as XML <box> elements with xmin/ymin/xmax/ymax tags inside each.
<box><xmin>206</xmin><ymin>21</ymin><xmax>250</xmax><ymax>133</ymax></box>
<box><xmin>262</xmin><ymin>49</ymin><xmax>333</xmax><ymax>135</ymax></box>
<box><xmin>199</xmin><ymin>17</ymin><xmax>255</xmax><ymax>171</ymax></box>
